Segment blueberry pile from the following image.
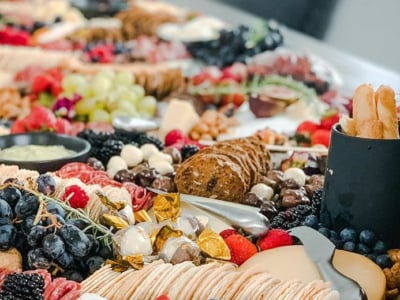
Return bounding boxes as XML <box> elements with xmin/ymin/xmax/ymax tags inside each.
<box><xmin>186</xmin><ymin>21</ymin><xmax>284</xmax><ymax>68</ymax></box>
<box><xmin>0</xmin><ymin>176</ymin><xmax>112</xmax><ymax>282</ymax></box>
<box><xmin>301</xmin><ymin>214</ymin><xmax>393</xmax><ymax>269</ymax></box>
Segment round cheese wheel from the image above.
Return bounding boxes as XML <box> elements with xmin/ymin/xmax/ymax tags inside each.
<box><xmin>239</xmin><ymin>245</ymin><xmax>385</xmax><ymax>300</ymax></box>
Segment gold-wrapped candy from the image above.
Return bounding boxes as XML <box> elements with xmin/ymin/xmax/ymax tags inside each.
<box><xmin>135</xmin><ymin>210</ymin><xmax>152</xmax><ymax>223</ymax></box>
<box><xmin>96</xmin><ymin>191</ymin><xmax>126</xmax><ymax>211</ymax></box>
<box><xmin>197</xmin><ymin>228</ymin><xmax>230</xmax><ymax>260</ymax></box>
<box><xmin>101</xmin><ymin>214</ymin><xmax>129</xmax><ymax>230</ymax></box>
<box><xmin>153</xmin><ymin>193</ymin><xmax>181</xmax><ymax>223</ymax></box>
<box><xmin>105</xmin><ymin>254</ymin><xmax>144</xmax><ymax>272</ymax></box>
<box><xmin>153</xmin><ymin>224</ymin><xmax>183</xmax><ymax>253</ymax></box>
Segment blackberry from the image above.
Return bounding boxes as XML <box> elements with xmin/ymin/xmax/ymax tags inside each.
<box><xmin>0</xmin><ymin>272</ymin><xmax>44</xmax><ymax>300</ymax></box>
<box><xmin>97</xmin><ymin>139</ymin><xmax>124</xmax><ymax>165</ymax></box>
<box><xmin>135</xmin><ymin>134</ymin><xmax>164</xmax><ymax>150</ymax></box>
<box><xmin>181</xmin><ymin>145</ymin><xmax>200</xmax><ymax>161</ymax></box>
<box><xmin>310</xmin><ymin>188</ymin><xmax>323</xmax><ymax>211</ymax></box>
<box><xmin>270</xmin><ymin>204</ymin><xmax>315</xmax><ymax>230</ymax></box>
<box><xmin>112</xmin><ymin>131</ymin><xmax>140</xmax><ymax>146</ymax></box>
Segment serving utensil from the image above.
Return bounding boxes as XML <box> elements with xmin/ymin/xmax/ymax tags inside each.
<box><xmin>148</xmin><ymin>188</ymin><xmax>270</xmax><ymax>237</ymax></box>
<box><xmin>289</xmin><ymin>226</ymin><xmax>367</xmax><ymax>300</ymax></box>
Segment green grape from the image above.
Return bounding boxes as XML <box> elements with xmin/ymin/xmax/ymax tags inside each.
<box><xmin>91</xmin><ymin>75</ymin><xmax>112</xmax><ymax>97</ymax></box>
<box><xmin>115</xmin><ymin>86</ymin><xmax>140</xmax><ymax>106</ymax></box>
<box><xmin>89</xmin><ymin>108</ymin><xmax>111</xmax><ymax>122</ymax></box>
<box><xmin>74</xmin><ymin>97</ymin><xmax>97</xmax><ymax>116</ymax></box>
<box><xmin>106</xmin><ymin>92</ymin><xmax>119</xmax><ymax>111</ymax></box>
<box><xmin>62</xmin><ymin>74</ymin><xmax>87</xmax><ymax>94</ymax></box>
<box><xmin>114</xmin><ymin>71</ymin><xmax>134</xmax><ymax>86</ymax></box>
<box><xmin>76</xmin><ymin>84</ymin><xmax>94</xmax><ymax>99</ymax></box>
<box><xmin>117</xmin><ymin>99</ymin><xmax>138</xmax><ymax>115</ymax></box>
<box><xmin>96</xmin><ymin>69</ymin><xmax>115</xmax><ymax>81</ymax></box>
<box><xmin>111</xmin><ymin>108</ymin><xmax>137</xmax><ymax>119</ymax></box>
<box><xmin>37</xmin><ymin>92</ymin><xmax>54</xmax><ymax>108</ymax></box>
<box><xmin>139</xmin><ymin>95</ymin><xmax>157</xmax><ymax>116</ymax></box>
<box><xmin>129</xmin><ymin>85</ymin><xmax>146</xmax><ymax>100</ymax></box>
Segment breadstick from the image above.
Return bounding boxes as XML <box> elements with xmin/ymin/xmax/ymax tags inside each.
<box><xmin>352</xmin><ymin>84</ymin><xmax>380</xmax><ymax>138</ymax></box>
<box><xmin>339</xmin><ymin>115</ymin><xmax>356</xmax><ymax>136</ymax></box>
<box><xmin>375</xmin><ymin>85</ymin><xmax>399</xmax><ymax>139</ymax></box>
<box><xmin>356</xmin><ymin>120</ymin><xmax>383</xmax><ymax>139</ymax></box>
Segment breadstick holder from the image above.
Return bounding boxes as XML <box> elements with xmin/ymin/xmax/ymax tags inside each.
<box><xmin>320</xmin><ymin>123</ymin><xmax>400</xmax><ymax>248</ymax></box>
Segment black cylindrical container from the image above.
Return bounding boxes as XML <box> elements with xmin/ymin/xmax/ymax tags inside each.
<box><xmin>320</xmin><ymin>124</ymin><xmax>400</xmax><ymax>248</ymax></box>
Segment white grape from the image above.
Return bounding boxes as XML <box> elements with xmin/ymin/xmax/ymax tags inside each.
<box><xmin>130</xmin><ymin>85</ymin><xmax>145</xmax><ymax>100</ymax></box>
<box><xmin>62</xmin><ymin>74</ymin><xmax>87</xmax><ymax>94</ymax></box>
<box><xmin>91</xmin><ymin>75</ymin><xmax>112</xmax><ymax>97</ymax></box>
<box><xmin>89</xmin><ymin>108</ymin><xmax>110</xmax><ymax>122</ymax></box>
<box><xmin>74</xmin><ymin>97</ymin><xmax>97</xmax><ymax>115</ymax></box>
<box><xmin>139</xmin><ymin>95</ymin><xmax>157</xmax><ymax>115</ymax></box>
<box><xmin>114</xmin><ymin>71</ymin><xmax>134</xmax><ymax>86</ymax></box>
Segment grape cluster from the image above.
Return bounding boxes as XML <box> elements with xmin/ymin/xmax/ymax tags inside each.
<box><xmin>0</xmin><ymin>178</ymin><xmax>111</xmax><ymax>282</ymax></box>
<box><xmin>78</xmin><ymin>129</ymin><xmax>164</xmax><ymax>165</ymax></box>
<box><xmin>186</xmin><ymin>21</ymin><xmax>284</xmax><ymax>68</ymax></box>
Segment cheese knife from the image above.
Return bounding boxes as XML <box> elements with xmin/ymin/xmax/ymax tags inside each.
<box><xmin>147</xmin><ymin>188</ymin><xmax>270</xmax><ymax>237</ymax></box>
<box><xmin>289</xmin><ymin>226</ymin><xmax>367</xmax><ymax>300</ymax></box>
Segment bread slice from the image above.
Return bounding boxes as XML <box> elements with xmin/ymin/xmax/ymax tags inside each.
<box><xmin>375</xmin><ymin>85</ymin><xmax>399</xmax><ymax>139</ymax></box>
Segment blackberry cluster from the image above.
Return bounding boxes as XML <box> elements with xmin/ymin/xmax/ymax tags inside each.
<box><xmin>310</xmin><ymin>188</ymin><xmax>323</xmax><ymax>211</ymax></box>
<box><xmin>186</xmin><ymin>22</ymin><xmax>284</xmax><ymax>68</ymax></box>
<box><xmin>95</xmin><ymin>139</ymin><xmax>124</xmax><ymax>165</ymax></box>
<box><xmin>181</xmin><ymin>145</ymin><xmax>200</xmax><ymax>161</ymax></box>
<box><xmin>135</xmin><ymin>133</ymin><xmax>164</xmax><ymax>150</ymax></box>
<box><xmin>0</xmin><ymin>273</ymin><xmax>44</xmax><ymax>300</ymax></box>
<box><xmin>270</xmin><ymin>204</ymin><xmax>315</xmax><ymax>230</ymax></box>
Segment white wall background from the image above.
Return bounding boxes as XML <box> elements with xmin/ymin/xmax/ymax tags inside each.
<box><xmin>324</xmin><ymin>0</ymin><xmax>400</xmax><ymax>73</ymax></box>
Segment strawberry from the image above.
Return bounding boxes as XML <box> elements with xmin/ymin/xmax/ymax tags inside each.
<box><xmin>164</xmin><ymin>129</ymin><xmax>185</xmax><ymax>146</ymax></box>
<box><xmin>24</xmin><ymin>105</ymin><xmax>57</xmax><ymax>131</ymax></box>
<box><xmin>191</xmin><ymin>67</ymin><xmax>222</xmax><ymax>86</ymax></box>
<box><xmin>31</xmin><ymin>74</ymin><xmax>52</xmax><ymax>94</ymax></box>
<box><xmin>62</xmin><ymin>185</ymin><xmax>89</xmax><ymax>209</ymax></box>
<box><xmin>320</xmin><ymin>108</ymin><xmax>340</xmax><ymax>130</ymax></box>
<box><xmin>311</xmin><ymin>129</ymin><xmax>331</xmax><ymax>147</ymax></box>
<box><xmin>55</xmin><ymin>118</ymin><xmax>72</xmax><ymax>135</ymax></box>
<box><xmin>221</xmin><ymin>63</ymin><xmax>247</xmax><ymax>83</ymax></box>
<box><xmin>219</xmin><ymin>229</ymin><xmax>237</xmax><ymax>239</ymax></box>
<box><xmin>223</xmin><ymin>234</ymin><xmax>258</xmax><ymax>265</ymax></box>
<box><xmin>296</xmin><ymin>121</ymin><xmax>320</xmax><ymax>135</ymax></box>
<box><xmin>257</xmin><ymin>229</ymin><xmax>293</xmax><ymax>251</ymax></box>
<box><xmin>10</xmin><ymin>119</ymin><xmax>26</xmax><ymax>134</ymax></box>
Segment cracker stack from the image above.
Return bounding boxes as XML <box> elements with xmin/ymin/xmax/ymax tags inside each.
<box><xmin>174</xmin><ymin>136</ymin><xmax>271</xmax><ymax>203</ymax></box>
<box><xmin>81</xmin><ymin>261</ymin><xmax>339</xmax><ymax>299</ymax></box>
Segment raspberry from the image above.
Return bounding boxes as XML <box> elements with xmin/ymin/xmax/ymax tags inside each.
<box><xmin>62</xmin><ymin>185</ymin><xmax>89</xmax><ymax>209</ymax></box>
<box><xmin>164</xmin><ymin>129</ymin><xmax>184</xmax><ymax>146</ymax></box>
<box><xmin>224</xmin><ymin>234</ymin><xmax>257</xmax><ymax>266</ymax></box>
<box><xmin>219</xmin><ymin>229</ymin><xmax>237</xmax><ymax>239</ymax></box>
<box><xmin>155</xmin><ymin>295</ymin><xmax>170</xmax><ymax>300</ymax></box>
<box><xmin>257</xmin><ymin>229</ymin><xmax>293</xmax><ymax>251</ymax></box>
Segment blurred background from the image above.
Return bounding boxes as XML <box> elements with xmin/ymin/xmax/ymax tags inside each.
<box><xmin>216</xmin><ymin>0</ymin><xmax>400</xmax><ymax>73</ymax></box>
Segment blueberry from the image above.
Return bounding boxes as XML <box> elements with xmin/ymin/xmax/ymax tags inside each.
<box><xmin>330</xmin><ymin>238</ymin><xmax>343</xmax><ymax>249</ymax></box>
<box><xmin>329</xmin><ymin>230</ymin><xmax>339</xmax><ymax>240</ymax></box>
<box><xmin>373</xmin><ymin>240</ymin><xmax>387</xmax><ymax>254</ymax></box>
<box><xmin>365</xmin><ymin>254</ymin><xmax>377</xmax><ymax>262</ymax></box>
<box><xmin>375</xmin><ymin>254</ymin><xmax>393</xmax><ymax>269</ymax></box>
<box><xmin>303</xmin><ymin>215</ymin><xmax>319</xmax><ymax>228</ymax></box>
<box><xmin>343</xmin><ymin>241</ymin><xmax>356</xmax><ymax>252</ymax></box>
<box><xmin>359</xmin><ymin>230</ymin><xmax>377</xmax><ymax>246</ymax></box>
<box><xmin>339</xmin><ymin>228</ymin><xmax>357</xmax><ymax>242</ymax></box>
<box><xmin>356</xmin><ymin>243</ymin><xmax>371</xmax><ymax>254</ymax></box>
<box><xmin>318</xmin><ymin>227</ymin><xmax>330</xmax><ymax>238</ymax></box>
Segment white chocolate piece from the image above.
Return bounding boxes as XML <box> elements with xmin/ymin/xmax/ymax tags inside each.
<box><xmin>284</xmin><ymin>168</ymin><xmax>306</xmax><ymax>186</ymax></box>
<box><xmin>119</xmin><ymin>226</ymin><xmax>153</xmax><ymax>256</ymax></box>
<box><xmin>120</xmin><ymin>144</ymin><xmax>143</xmax><ymax>167</ymax></box>
<box><xmin>150</xmin><ymin>160</ymin><xmax>174</xmax><ymax>175</ymax></box>
<box><xmin>250</xmin><ymin>183</ymin><xmax>274</xmax><ymax>201</ymax></box>
<box><xmin>140</xmin><ymin>144</ymin><xmax>159</xmax><ymax>161</ymax></box>
<box><xmin>106</xmin><ymin>156</ymin><xmax>127</xmax><ymax>178</ymax></box>
<box><xmin>148</xmin><ymin>152</ymin><xmax>173</xmax><ymax>165</ymax></box>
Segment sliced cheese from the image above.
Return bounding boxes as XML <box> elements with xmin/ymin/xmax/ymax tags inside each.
<box><xmin>239</xmin><ymin>245</ymin><xmax>385</xmax><ymax>300</ymax></box>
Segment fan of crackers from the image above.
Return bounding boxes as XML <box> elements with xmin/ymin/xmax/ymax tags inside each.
<box><xmin>340</xmin><ymin>84</ymin><xmax>399</xmax><ymax>139</ymax></box>
<box><xmin>81</xmin><ymin>260</ymin><xmax>339</xmax><ymax>300</ymax></box>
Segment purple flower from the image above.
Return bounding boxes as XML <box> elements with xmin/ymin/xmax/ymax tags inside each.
<box><xmin>52</xmin><ymin>94</ymin><xmax>82</xmax><ymax>120</ymax></box>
